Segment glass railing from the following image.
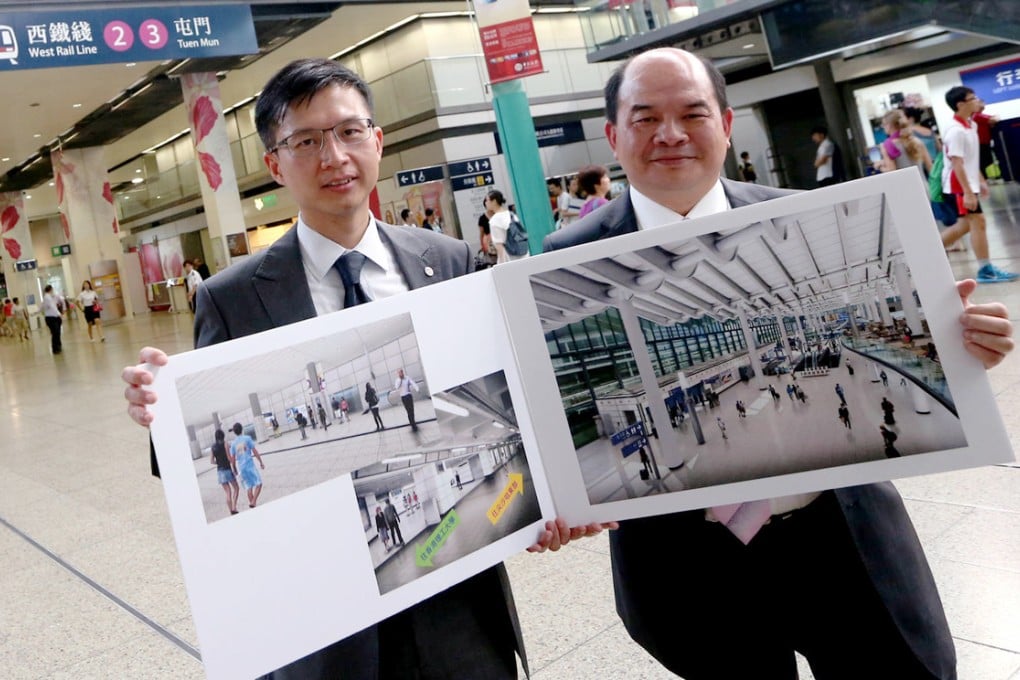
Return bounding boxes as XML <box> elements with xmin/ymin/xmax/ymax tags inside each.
<box><xmin>841</xmin><ymin>336</ymin><xmax>954</xmax><ymax>413</ymax></box>
<box><xmin>576</xmin><ymin>0</ymin><xmax>747</xmax><ymax>52</ymax></box>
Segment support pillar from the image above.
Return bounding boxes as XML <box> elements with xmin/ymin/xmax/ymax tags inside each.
<box><xmin>0</xmin><ymin>192</ymin><xmax>35</xmax><ymax>305</ymax></box>
<box><xmin>248</xmin><ymin>393</ymin><xmax>266</xmax><ymax>442</ymax></box>
<box><xmin>181</xmin><ymin>73</ymin><xmax>246</xmax><ymax>274</ymax></box>
<box><xmin>52</xmin><ymin>147</ymin><xmax>131</xmax><ymax>319</ymax></box>
<box><xmin>737</xmin><ymin>310</ymin><xmax>767</xmax><ymax>390</ymax></box>
<box><xmin>893</xmin><ymin>260</ymin><xmax>923</xmax><ymax>336</ymax></box>
<box><xmin>617</xmin><ymin>300</ymin><xmax>685</xmax><ymax>467</ymax></box>
<box><xmin>492</xmin><ymin>79</ymin><xmax>554</xmax><ymax>252</ymax></box>
<box><xmin>813</xmin><ymin>60</ymin><xmax>854</xmax><ymax>181</ymax></box>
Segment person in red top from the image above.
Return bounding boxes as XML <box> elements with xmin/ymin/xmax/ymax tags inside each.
<box><xmin>972</xmin><ymin>102</ymin><xmax>999</xmax><ymax>180</ymax></box>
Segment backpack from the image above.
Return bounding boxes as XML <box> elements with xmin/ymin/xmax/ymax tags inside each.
<box><xmin>503</xmin><ymin>212</ymin><xmax>529</xmax><ymax>257</ymax></box>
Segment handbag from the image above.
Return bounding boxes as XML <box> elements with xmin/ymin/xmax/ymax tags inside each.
<box><xmin>93</xmin><ymin>298</ymin><xmax>102</xmax><ymax>312</ymax></box>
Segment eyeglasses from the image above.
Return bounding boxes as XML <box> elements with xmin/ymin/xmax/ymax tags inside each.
<box><xmin>268</xmin><ymin>118</ymin><xmax>375</xmax><ymax>156</ymax></box>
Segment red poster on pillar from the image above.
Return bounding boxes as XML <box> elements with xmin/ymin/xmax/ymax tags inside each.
<box><xmin>474</xmin><ymin>0</ymin><xmax>543</xmax><ymax>84</ymax></box>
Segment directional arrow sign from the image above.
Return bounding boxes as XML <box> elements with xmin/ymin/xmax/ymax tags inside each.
<box><xmin>487</xmin><ymin>472</ymin><xmax>524</xmax><ymax>525</ymax></box>
<box><xmin>621</xmin><ymin>437</ymin><xmax>648</xmax><ymax>458</ymax></box>
<box><xmin>610</xmin><ymin>422</ymin><xmax>644</xmax><ymax>446</ymax></box>
<box><xmin>415</xmin><ymin>508</ymin><xmax>460</xmax><ymax>568</ymax></box>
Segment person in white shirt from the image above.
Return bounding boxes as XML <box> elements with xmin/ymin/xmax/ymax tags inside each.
<box><xmin>811</xmin><ymin>125</ymin><xmax>836</xmax><ymax>187</ymax></box>
<box><xmin>485</xmin><ymin>189</ymin><xmax>529</xmax><ymax>264</ymax></box>
<box><xmin>394</xmin><ymin>367</ymin><xmax>420</xmax><ymax>431</ymax></box>
<box><xmin>77</xmin><ymin>280</ymin><xmax>105</xmax><ymax>342</ymax></box>
<box><xmin>42</xmin><ymin>285</ymin><xmax>64</xmax><ymax>354</ymax></box>
<box><xmin>183</xmin><ymin>260</ymin><xmax>203</xmax><ymax>313</ymax></box>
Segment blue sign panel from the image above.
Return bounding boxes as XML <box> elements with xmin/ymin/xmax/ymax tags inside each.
<box><xmin>0</xmin><ymin>4</ymin><xmax>257</xmax><ymax>72</ymax></box>
<box><xmin>451</xmin><ymin>172</ymin><xmax>494</xmax><ymax>192</ymax></box>
<box><xmin>610</xmin><ymin>422</ymin><xmax>644</xmax><ymax>446</ymax></box>
<box><xmin>448</xmin><ymin>157</ymin><xmax>492</xmax><ymax>178</ymax></box>
<box><xmin>15</xmin><ymin>259</ymin><xmax>37</xmax><ymax>272</ymax></box>
<box><xmin>961</xmin><ymin>59</ymin><xmax>1020</xmax><ymax>105</ymax></box>
<box><xmin>396</xmin><ymin>165</ymin><xmax>444</xmax><ymax>187</ymax></box>
<box><xmin>495</xmin><ymin>120</ymin><xmax>585</xmax><ymax>153</ymax></box>
<box><xmin>621</xmin><ymin>437</ymin><xmax>648</xmax><ymax>458</ymax></box>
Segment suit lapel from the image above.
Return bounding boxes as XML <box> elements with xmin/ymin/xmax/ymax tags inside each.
<box><xmin>600</xmin><ymin>189</ymin><xmax>640</xmax><ymax>239</ymax></box>
<box><xmin>250</xmin><ymin>227</ymin><xmax>318</xmax><ymax>327</ymax></box>
<box><xmin>377</xmin><ymin>222</ymin><xmax>436</xmax><ymax>290</ymax></box>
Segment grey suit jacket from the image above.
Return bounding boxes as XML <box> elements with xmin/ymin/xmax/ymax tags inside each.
<box><xmin>184</xmin><ymin>222</ymin><xmax>524</xmax><ymax>679</ymax></box>
<box><xmin>543</xmin><ymin>178</ymin><xmax>954</xmax><ymax>678</ymax></box>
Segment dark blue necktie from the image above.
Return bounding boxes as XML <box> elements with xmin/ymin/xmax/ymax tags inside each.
<box><xmin>333</xmin><ymin>251</ymin><xmax>371</xmax><ymax>308</ymax></box>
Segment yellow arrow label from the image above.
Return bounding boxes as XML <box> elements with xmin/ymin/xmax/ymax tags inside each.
<box><xmin>487</xmin><ymin>472</ymin><xmax>524</xmax><ymax>525</ymax></box>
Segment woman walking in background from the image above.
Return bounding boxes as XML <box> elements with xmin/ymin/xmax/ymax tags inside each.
<box><xmin>77</xmin><ymin>280</ymin><xmax>105</xmax><ymax>342</ymax></box>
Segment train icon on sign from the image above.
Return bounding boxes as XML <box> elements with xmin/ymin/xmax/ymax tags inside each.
<box><xmin>0</xmin><ymin>26</ymin><xmax>18</xmax><ymax>64</ymax></box>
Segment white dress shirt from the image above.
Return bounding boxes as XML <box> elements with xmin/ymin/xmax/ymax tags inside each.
<box><xmin>296</xmin><ymin>216</ymin><xmax>411</xmax><ymax>316</ymax></box>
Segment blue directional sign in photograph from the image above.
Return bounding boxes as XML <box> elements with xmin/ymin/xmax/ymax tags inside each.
<box><xmin>396</xmin><ymin>165</ymin><xmax>444</xmax><ymax>187</ymax></box>
<box><xmin>610</xmin><ymin>422</ymin><xmax>645</xmax><ymax>446</ymax></box>
<box><xmin>15</xmin><ymin>259</ymin><xmax>37</xmax><ymax>272</ymax></box>
<box><xmin>0</xmin><ymin>4</ymin><xmax>257</xmax><ymax>71</ymax></box>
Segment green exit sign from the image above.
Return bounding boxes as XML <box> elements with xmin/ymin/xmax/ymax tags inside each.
<box><xmin>51</xmin><ymin>244</ymin><xmax>72</xmax><ymax>257</ymax></box>
<box><xmin>253</xmin><ymin>194</ymin><xmax>278</xmax><ymax>210</ymax></box>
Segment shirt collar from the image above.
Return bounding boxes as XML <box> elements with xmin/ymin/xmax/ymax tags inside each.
<box><xmin>297</xmin><ymin>214</ymin><xmax>389</xmax><ymax>280</ymax></box>
<box><xmin>630</xmin><ymin>179</ymin><xmax>730</xmax><ymax>230</ymax></box>
<box><xmin>953</xmin><ymin>114</ymin><xmax>973</xmax><ymax>128</ymax></box>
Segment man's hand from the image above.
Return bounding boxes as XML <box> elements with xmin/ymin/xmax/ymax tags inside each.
<box><xmin>963</xmin><ymin>191</ymin><xmax>979</xmax><ymax>211</ymax></box>
<box><xmin>526</xmin><ymin>517</ymin><xmax>619</xmax><ymax>553</ymax></box>
<box><xmin>122</xmin><ymin>346</ymin><xmax>169</xmax><ymax>427</ymax></box>
<box><xmin>957</xmin><ymin>279</ymin><xmax>1014</xmax><ymax>368</ymax></box>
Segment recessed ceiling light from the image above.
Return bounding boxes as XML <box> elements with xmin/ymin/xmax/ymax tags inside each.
<box><xmin>126</xmin><ymin>62</ymin><xmax>136</xmax><ymax>67</ymax></box>
<box><xmin>742</xmin><ymin>43</ymin><xmax>755</xmax><ymax>49</ymax></box>
<box><xmin>72</xmin><ymin>103</ymin><xmax>82</xmax><ymax>108</ymax></box>
<box><xmin>33</xmin><ymin>133</ymin><xmax>41</xmax><ymax>138</ymax></box>
<box><xmin>1</xmin><ymin>157</ymin><xmax>9</xmax><ymax>162</ymax></box>
<box><xmin>131</xmin><ymin>177</ymin><xmax>144</xmax><ymax>184</ymax></box>
<box><xmin>24</xmin><ymin>195</ymin><xmax>31</xmax><ymax>199</ymax></box>
<box><xmin>135</xmin><ymin>169</ymin><xmax>142</xmax><ymax>173</ymax></box>
<box><xmin>48</xmin><ymin>181</ymin><xmax>54</xmax><ymax>186</ymax></box>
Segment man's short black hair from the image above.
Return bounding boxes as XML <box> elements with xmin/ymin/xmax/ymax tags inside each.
<box><xmin>604</xmin><ymin>50</ymin><xmax>728</xmax><ymax>124</ymax></box>
<box><xmin>810</xmin><ymin>125</ymin><xmax>828</xmax><ymax>137</ymax></box>
<box><xmin>400</xmin><ymin>208</ymin><xmax>411</xmax><ymax>220</ymax></box>
<box><xmin>255</xmin><ymin>58</ymin><xmax>374</xmax><ymax>151</ymax></box>
<box><xmin>424</xmin><ymin>208</ymin><xmax>434</xmax><ymax>218</ymax></box>
<box><xmin>945</xmin><ymin>86</ymin><xmax>975</xmax><ymax>113</ymax></box>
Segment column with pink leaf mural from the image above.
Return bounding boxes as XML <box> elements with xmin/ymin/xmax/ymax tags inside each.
<box><xmin>181</xmin><ymin>72</ymin><xmax>246</xmax><ymax>274</ymax></box>
<box><xmin>0</xmin><ymin>192</ymin><xmax>36</xmax><ymax>306</ymax></box>
<box><xmin>51</xmin><ymin>146</ymin><xmax>129</xmax><ymax>321</ymax></box>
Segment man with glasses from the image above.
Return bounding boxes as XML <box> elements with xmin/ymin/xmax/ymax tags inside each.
<box><xmin>940</xmin><ymin>86</ymin><xmax>1018</xmax><ymax>283</ymax></box>
<box><xmin>122</xmin><ymin>59</ymin><xmax>526</xmax><ymax>679</ymax></box>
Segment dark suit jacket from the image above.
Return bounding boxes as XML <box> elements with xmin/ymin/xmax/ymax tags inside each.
<box><xmin>544</xmin><ymin>179</ymin><xmax>954</xmax><ymax>678</ymax></box>
<box><xmin>157</xmin><ymin>223</ymin><xmax>525</xmax><ymax>679</ymax></box>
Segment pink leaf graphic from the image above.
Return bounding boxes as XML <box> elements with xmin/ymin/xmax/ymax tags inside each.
<box><xmin>112</xmin><ymin>218</ymin><xmax>119</xmax><ymax>234</ymax></box>
<box><xmin>60</xmin><ymin>213</ymin><xmax>70</xmax><ymax>241</ymax></box>
<box><xmin>199</xmin><ymin>151</ymin><xmax>222</xmax><ymax>191</ymax></box>
<box><xmin>3</xmin><ymin>237</ymin><xmax>21</xmax><ymax>260</ymax></box>
<box><xmin>1</xmin><ymin>205</ymin><xmax>18</xmax><ymax>233</ymax></box>
<box><xmin>55</xmin><ymin>171</ymin><xmax>65</xmax><ymax>205</ymax></box>
<box><xmin>191</xmin><ymin>95</ymin><xmax>217</xmax><ymax>145</ymax></box>
<box><xmin>102</xmin><ymin>181</ymin><xmax>113</xmax><ymax>204</ymax></box>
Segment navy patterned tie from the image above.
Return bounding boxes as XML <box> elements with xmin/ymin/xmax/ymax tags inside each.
<box><xmin>333</xmin><ymin>251</ymin><xmax>371</xmax><ymax>308</ymax></box>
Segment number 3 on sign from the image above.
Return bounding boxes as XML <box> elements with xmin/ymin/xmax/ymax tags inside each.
<box><xmin>139</xmin><ymin>19</ymin><xmax>168</xmax><ymax>49</ymax></box>
<box><xmin>103</xmin><ymin>21</ymin><xmax>134</xmax><ymax>52</ymax></box>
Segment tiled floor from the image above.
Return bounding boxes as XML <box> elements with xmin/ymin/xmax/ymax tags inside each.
<box><xmin>1</xmin><ymin>183</ymin><xmax>1019</xmax><ymax>679</ymax></box>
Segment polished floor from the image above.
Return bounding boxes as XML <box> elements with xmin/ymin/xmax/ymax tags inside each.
<box><xmin>1</xmin><ymin>185</ymin><xmax>1019</xmax><ymax>679</ymax></box>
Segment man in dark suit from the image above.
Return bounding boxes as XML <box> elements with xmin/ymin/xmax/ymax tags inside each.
<box><xmin>123</xmin><ymin>59</ymin><xmax>525</xmax><ymax>679</ymax></box>
<box><xmin>539</xmin><ymin>48</ymin><xmax>1014</xmax><ymax>679</ymax></box>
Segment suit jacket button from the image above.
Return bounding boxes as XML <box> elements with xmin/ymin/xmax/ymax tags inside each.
<box><xmin>424</xmin><ymin>266</ymin><xmax>435</xmax><ymax>277</ymax></box>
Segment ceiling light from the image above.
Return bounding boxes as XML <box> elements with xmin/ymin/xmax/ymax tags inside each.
<box><xmin>126</xmin><ymin>62</ymin><xmax>136</xmax><ymax>67</ymax></box>
<box><xmin>135</xmin><ymin>169</ymin><xmax>142</xmax><ymax>173</ymax></box>
<box><xmin>1</xmin><ymin>157</ymin><xmax>8</xmax><ymax>162</ymax></box>
<box><xmin>743</xmin><ymin>43</ymin><xmax>755</xmax><ymax>49</ymax></box>
<box><xmin>33</xmin><ymin>133</ymin><xmax>41</xmax><ymax>138</ymax></box>
<box><xmin>131</xmin><ymin>177</ymin><xmax>144</xmax><ymax>184</ymax></box>
<box><xmin>48</xmin><ymin>182</ymin><xmax>54</xmax><ymax>186</ymax></box>
<box><xmin>24</xmin><ymin>195</ymin><xmax>31</xmax><ymax>199</ymax></box>
<box><xmin>72</xmin><ymin>103</ymin><xmax>82</xmax><ymax>108</ymax></box>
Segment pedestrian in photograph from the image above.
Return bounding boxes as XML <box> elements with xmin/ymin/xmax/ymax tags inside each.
<box><xmin>340</xmin><ymin>396</ymin><xmax>350</xmax><ymax>423</ymax></box>
<box><xmin>295</xmin><ymin>410</ymin><xmax>308</xmax><ymax>440</ymax></box>
<box><xmin>229</xmin><ymin>423</ymin><xmax>265</xmax><ymax>509</ymax></box>
<box><xmin>881</xmin><ymin>397</ymin><xmax>896</xmax><ymax>425</ymax></box>
<box><xmin>364</xmin><ymin>382</ymin><xmax>384</xmax><ymax>431</ymax></box>
<box><xmin>317</xmin><ymin>403</ymin><xmax>329</xmax><ymax>431</ymax></box>
<box><xmin>880</xmin><ymin>424</ymin><xmax>900</xmax><ymax>457</ymax></box>
<box><xmin>77</xmin><ymin>280</ymin><xmax>105</xmax><ymax>342</ymax></box>
<box><xmin>838</xmin><ymin>403</ymin><xmax>851</xmax><ymax>429</ymax></box>
<box><xmin>383</xmin><ymin>498</ymin><xmax>403</xmax><ymax>546</ymax></box>
<box><xmin>768</xmin><ymin>384</ymin><xmax>780</xmax><ymax>402</ymax></box>
<box><xmin>375</xmin><ymin>505</ymin><xmax>391</xmax><ymax>551</ymax></box>
<box><xmin>638</xmin><ymin>446</ymin><xmax>654</xmax><ymax>479</ymax></box>
<box><xmin>846</xmin><ymin>359</ymin><xmax>855</xmax><ymax>376</ymax></box>
<box><xmin>880</xmin><ymin>369</ymin><xmax>889</xmax><ymax>387</ymax></box>
<box><xmin>735</xmin><ymin>400</ymin><xmax>746</xmax><ymax>418</ymax></box>
<box><xmin>42</xmin><ymin>285</ymin><xmax>64</xmax><ymax>355</ymax></box>
<box><xmin>796</xmin><ymin>385</ymin><xmax>807</xmax><ymax>403</ymax></box>
<box><xmin>834</xmin><ymin>383</ymin><xmax>846</xmax><ymax>405</ymax></box>
<box><xmin>455</xmin><ymin>472</ymin><xmax>463</xmax><ymax>490</ymax></box>
<box><xmin>716</xmin><ymin>416</ymin><xmax>728</xmax><ymax>440</ymax></box>
<box><xmin>394</xmin><ymin>368</ymin><xmax>419</xmax><ymax>431</ymax></box>
<box><xmin>307</xmin><ymin>405</ymin><xmax>316</xmax><ymax>429</ymax></box>
<box><xmin>209</xmin><ymin>429</ymin><xmax>239</xmax><ymax>515</ymax></box>
<box><xmin>786</xmin><ymin>383</ymin><xmax>796</xmax><ymax>400</ymax></box>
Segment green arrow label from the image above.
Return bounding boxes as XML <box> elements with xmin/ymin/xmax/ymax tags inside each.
<box><xmin>415</xmin><ymin>509</ymin><xmax>460</xmax><ymax>568</ymax></box>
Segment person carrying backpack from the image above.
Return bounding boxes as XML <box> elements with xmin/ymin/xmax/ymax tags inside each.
<box><xmin>485</xmin><ymin>189</ymin><xmax>530</xmax><ymax>263</ymax></box>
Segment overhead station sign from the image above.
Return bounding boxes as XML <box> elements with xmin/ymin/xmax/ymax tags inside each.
<box><xmin>0</xmin><ymin>4</ymin><xmax>257</xmax><ymax>71</ymax></box>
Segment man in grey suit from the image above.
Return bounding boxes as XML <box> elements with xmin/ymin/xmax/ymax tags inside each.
<box><xmin>540</xmin><ymin>48</ymin><xmax>1014</xmax><ymax>679</ymax></box>
<box><xmin>123</xmin><ymin>59</ymin><xmax>525</xmax><ymax>679</ymax></box>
